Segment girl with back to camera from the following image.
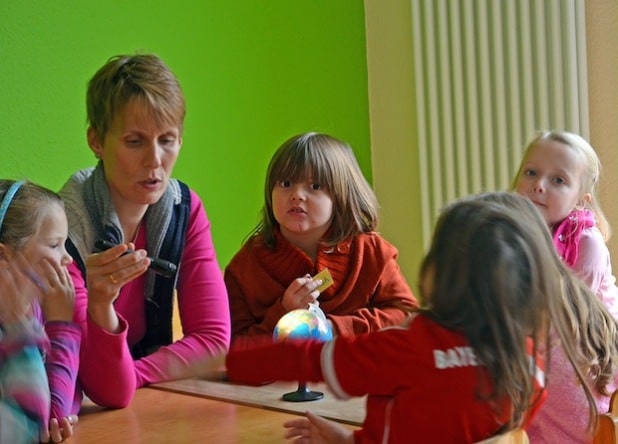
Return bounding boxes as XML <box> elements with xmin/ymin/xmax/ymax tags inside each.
<box><xmin>0</xmin><ymin>180</ymin><xmax>80</xmax><ymax>443</ymax></box>
<box><xmin>224</xmin><ymin>193</ymin><xmax>596</xmax><ymax>443</ymax></box>
<box><xmin>224</xmin><ymin>132</ymin><xmax>417</xmax><ymax>338</ymax></box>
<box><xmin>512</xmin><ymin>131</ymin><xmax>618</xmax><ymax>318</ymax></box>
<box><xmin>476</xmin><ymin>191</ymin><xmax>618</xmax><ymax>443</ymax></box>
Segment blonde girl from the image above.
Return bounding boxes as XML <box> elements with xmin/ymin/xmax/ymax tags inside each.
<box><xmin>512</xmin><ymin>131</ymin><xmax>618</xmax><ymax>318</ymax></box>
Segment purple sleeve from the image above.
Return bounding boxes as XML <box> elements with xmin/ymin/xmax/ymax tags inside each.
<box><xmin>70</xmin><ymin>262</ymin><xmax>137</xmax><ymax>408</ymax></box>
<box><xmin>44</xmin><ymin>321</ymin><xmax>81</xmax><ymax>419</ymax></box>
<box><xmin>134</xmin><ymin>190</ymin><xmax>231</xmax><ymax>386</ymax></box>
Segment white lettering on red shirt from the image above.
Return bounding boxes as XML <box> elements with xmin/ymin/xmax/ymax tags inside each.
<box><xmin>434</xmin><ymin>346</ymin><xmax>479</xmax><ymax>369</ymax></box>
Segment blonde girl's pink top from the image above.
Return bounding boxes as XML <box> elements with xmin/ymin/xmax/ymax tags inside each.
<box><xmin>538</xmin><ymin>209</ymin><xmax>618</xmax><ymax>442</ymax></box>
<box><xmin>553</xmin><ymin>210</ymin><xmax>618</xmax><ymax>319</ymax></box>
<box><xmin>526</xmin><ymin>340</ymin><xmax>616</xmax><ymax>443</ymax></box>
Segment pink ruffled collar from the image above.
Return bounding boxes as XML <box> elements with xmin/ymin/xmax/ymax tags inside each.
<box><xmin>552</xmin><ymin>209</ymin><xmax>595</xmax><ymax>267</ymax></box>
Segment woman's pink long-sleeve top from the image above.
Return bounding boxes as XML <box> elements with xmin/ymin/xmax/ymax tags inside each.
<box><xmin>70</xmin><ymin>190</ymin><xmax>230</xmax><ymax>408</ymax></box>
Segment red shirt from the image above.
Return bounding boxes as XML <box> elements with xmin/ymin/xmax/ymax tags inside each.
<box><xmin>225</xmin><ymin>230</ymin><xmax>417</xmax><ymax>337</ymax></box>
<box><xmin>227</xmin><ymin>315</ymin><xmax>546</xmax><ymax>443</ymax></box>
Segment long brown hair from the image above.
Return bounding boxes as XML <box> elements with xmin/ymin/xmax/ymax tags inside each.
<box><xmin>473</xmin><ymin>191</ymin><xmax>618</xmax><ymax>432</ymax></box>
<box><xmin>418</xmin><ymin>194</ymin><xmax>559</xmax><ymax>428</ymax></box>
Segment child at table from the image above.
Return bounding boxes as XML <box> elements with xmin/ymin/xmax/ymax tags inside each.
<box><xmin>475</xmin><ymin>191</ymin><xmax>618</xmax><ymax>443</ymax></box>
<box><xmin>0</xmin><ymin>180</ymin><xmax>80</xmax><ymax>443</ymax></box>
<box><xmin>512</xmin><ymin>131</ymin><xmax>618</xmax><ymax>319</ymax></box>
<box><xmin>225</xmin><ymin>132</ymin><xmax>417</xmax><ymax>337</ymax></box>
<box><xmin>225</xmin><ymin>192</ymin><xmax>596</xmax><ymax>443</ymax></box>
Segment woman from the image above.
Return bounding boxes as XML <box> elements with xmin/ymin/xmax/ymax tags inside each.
<box><xmin>59</xmin><ymin>53</ymin><xmax>230</xmax><ymax>408</ymax></box>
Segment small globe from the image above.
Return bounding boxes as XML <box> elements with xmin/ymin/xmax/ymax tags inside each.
<box><xmin>273</xmin><ymin>307</ymin><xmax>333</xmax><ymax>342</ymax></box>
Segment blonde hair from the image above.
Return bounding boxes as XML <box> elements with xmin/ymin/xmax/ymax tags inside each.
<box><xmin>511</xmin><ymin>130</ymin><xmax>610</xmax><ymax>240</ymax></box>
<box><xmin>254</xmin><ymin>132</ymin><xmax>379</xmax><ymax>249</ymax></box>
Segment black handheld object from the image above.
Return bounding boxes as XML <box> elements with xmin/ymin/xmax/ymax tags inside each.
<box><xmin>95</xmin><ymin>239</ymin><xmax>177</xmax><ymax>279</ymax></box>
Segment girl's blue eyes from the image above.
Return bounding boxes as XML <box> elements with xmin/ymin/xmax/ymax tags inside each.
<box><xmin>523</xmin><ymin>170</ymin><xmax>566</xmax><ymax>185</ymax></box>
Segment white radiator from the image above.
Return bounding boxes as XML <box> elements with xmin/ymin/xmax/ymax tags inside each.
<box><xmin>410</xmin><ymin>0</ymin><xmax>589</xmax><ymax>244</ymax></box>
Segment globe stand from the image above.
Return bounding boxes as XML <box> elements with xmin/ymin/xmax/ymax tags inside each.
<box><xmin>282</xmin><ymin>382</ymin><xmax>324</xmax><ymax>402</ymax></box>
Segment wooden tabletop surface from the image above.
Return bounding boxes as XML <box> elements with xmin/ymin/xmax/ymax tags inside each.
<box><xmin>152</xmin><ymin>378</ymin><xmax>366</xmax><ymax>425</ymax></box>
<box><xmin>66</xmin><ymin>378</ymin><xmax>364</xmax><ymax>443</ymax></box>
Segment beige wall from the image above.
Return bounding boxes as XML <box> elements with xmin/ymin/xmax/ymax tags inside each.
<box><xmin>586</xmin><ymin>0</ymin><xmax>618</xmax><ymax>259</ymax></box>
<box><xmin>365</xmin><ymin>0</ymin><xmax>423</xmax><ymax>291</ymax></box>
<box><xmin>366</xmin><ymin>0</ymin><xmax>618</xmax><ymax>292</ymax></box>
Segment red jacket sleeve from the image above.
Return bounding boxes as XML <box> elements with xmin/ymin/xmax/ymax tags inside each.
<box><xmin>226</xmin><ymin>336</ymin><xmax>325</xmax><ymax>386</ymax></box>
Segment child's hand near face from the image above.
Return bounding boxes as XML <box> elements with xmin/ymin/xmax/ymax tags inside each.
<box><xmin>38</xmin><ymin>259</ymin><xmax>75</xmax><ymax>323</ymax></box>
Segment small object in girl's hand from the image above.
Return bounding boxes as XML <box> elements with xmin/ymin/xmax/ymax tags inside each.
<box><xmin>313</xmin><ymin>268</ymin><xmax>333</xmax><ymax>293</ymax></box>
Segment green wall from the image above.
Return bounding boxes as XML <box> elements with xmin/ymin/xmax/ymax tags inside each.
<box><xmin>0</xmin><ymin>0</ymin><xmax>371</xmax><ymax>269</ymax></box>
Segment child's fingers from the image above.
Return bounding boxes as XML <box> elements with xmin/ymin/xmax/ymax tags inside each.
<box><xmin>48</xmin><ymin>418</ymin><xmax>62</xmax><ymax>443</ymax></box>
<box><xmin>283</xmin><ymin>417</ymin><xmax>310</xmax><ymax>429</ymax></box>
<box><xmin>306</xmin><ymin>411</ymin><xmax>328</xmax><ymax>426</ymax></box>
<box><xmin>35</xmin><ymin>259</ymin><xmax>60</xmax><ymax>288</ymax></box>
<box><xmin>58</xmin><ymin>415</ymin><xmax>78</xmax><ymax>440</ymax></box>
<box><xmin>283</xmin><ymin>417</ymin><xmax>312</xmax><ymax>439</ymax></box>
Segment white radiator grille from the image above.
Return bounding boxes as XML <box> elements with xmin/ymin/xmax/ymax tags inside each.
<box><xmin>410</xmin><ymin>0</ymin><xmax>589</xmax><ymax>244</ymax></box>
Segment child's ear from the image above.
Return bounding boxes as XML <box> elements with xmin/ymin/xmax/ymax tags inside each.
<box><xmin>0</xmin><ymin>243</ymin><xmax>11</xmax><ymax>265</ymax></box>
<box><xmin>87</xmin><ymin>127</ymin><xmax>104</xmax><ymax>159</ymax></box>
<box><xmin>578</xmin><ymin>193</ymin><xmax>592</xmax><ymax>209</ymax></box>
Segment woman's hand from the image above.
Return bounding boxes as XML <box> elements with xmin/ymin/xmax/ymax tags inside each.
<box><xmin>282</xmin><ymin>274</ymin><xmax>323</xmax><ymax>312</ymax></box>
<box><xmin>84</xmin><ymin>242</ymin><xmax>150</xmax><ymax>331</ymax></box>
<box><xmin>41</xmin><ymin>415</ymin><xmax>79</xmax><ymax>443</ymax></box>
<box><xmin>38</xmin><ymin>259</ymin><xmax>75</xmax><ymax>323</ymax></box>
<box><xmin>284</xmin><ymin>412</ymin><xmax>354</xmax><ymax>443</ymax></box>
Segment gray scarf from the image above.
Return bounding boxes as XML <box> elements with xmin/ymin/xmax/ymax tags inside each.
<box><xmin>59</xmin><ymin>163</ymin><xmax>182</xmax><ymax>301</ymax></box>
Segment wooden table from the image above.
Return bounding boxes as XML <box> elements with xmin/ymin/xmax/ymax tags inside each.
<box><xmin>68</xmin><ymin>379</ymin><xmax>364</xmax><ymax>443</ymax></box>
<box><xmin>153</xmin><ymin>378</ymin><xmax>366</xmax><ymax>426</ymax></box>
